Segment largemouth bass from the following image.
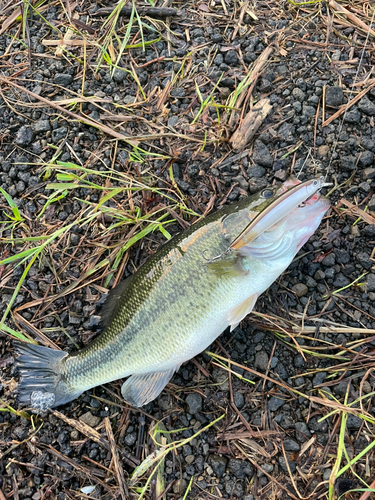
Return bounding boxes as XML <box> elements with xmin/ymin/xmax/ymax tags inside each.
<box><xmin>15</xmin><ymin>178</ymin><xmax>330</xmax><ymax>410</ymax></box>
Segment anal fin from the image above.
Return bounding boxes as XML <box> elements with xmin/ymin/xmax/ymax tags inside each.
<box><xmin>121</xmin><ymin>367</ymin><xmax>179</xmax><ymax>407</ymax></box>
<box><xmin>228</xmin><ymin>294</ymin><xmax>258</xmax><ymax>331</ymax></box>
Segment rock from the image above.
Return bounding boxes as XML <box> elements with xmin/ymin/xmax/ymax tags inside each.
<box><xmin>173</xmin><ymin>479</ymin><xmax>187</xmax><ymax>494</ymax></box>
<box><xmin>318</xmin><ymin>145</ymin><xmax>330</xmax><ymax>158</ymax></box>
<box><xmin>344</xmin><ymin>106</ymin><xmax>361</xmax><ymax>123</ymax></box>
<box><xmin>292</xmin><ymin>283</ymin><xmax>308</xmax><ymax>297</ymax></box>
<box><xmin>368</xmin><ymin>194</ymin><xmax>375</xmax><ymax>211</ymax></box>
<box><xmin>333</xmin><ymin>273</ymin><xmax>350</xmax><ymax>288</ymax></box>
<box><xmin>346</xmin><ymin>415</ymin><xmax>362</xmax><ymax>429</ymax></box>
<box><xmin>295</xmin><ymin>421</ymin><xmax>311</xmax><ymax>442</ymax></box>
<box><xmin>295</xmin><ymin>77</ymin><xmax>307</xmax><ymax>91</ymax></box>
<box><xmin>186</xmin><ymin>393</ymin><xmax>203</xmax><ymax>414</ymax></box>
<box><xmin>170</xmin><ymin>88</ymin><xmax>185</xmax><ymax>98</ymax></box>
<box><xmin>359</xmin><ymin>182</ymin><xmax>371</xmax><ymax>194</ymax></box>
<box><xmin>293</xmin><ymin>101</ymin><xmax>302</xmax><ymax>113</ymax></box>
<box><xmin>274</xmin><ymin>169</ymin><xmax>287</xmax><ymax>181</ymax></box>
<box><xmin>252</xmin><ymin>139</ymin><xmax>273</xmax><ymax>168</ymax></box>
<box><xmin>268</xmin><ymin>396</ymin><xmax>285</xmax><ymax>411</ymax></box>
<box><xmin>278</xmin><ymin>456</ymin><xmax>296</xmax><ymax>473</ymax></box>
<box><xmin>13</xmin><ymin>426</ymin><xmax>28</xmax><ymax>440</ymax></box>
<box><xmin>177</xmin><ymin>179</ymin><xmax>190</xmax><ymax>191</ymax></box>
<box><xmin>362</xmin><ymin>137</ymin><xmax>375</xmax><ymax>151</ymax></box>
<box><xmin>341</xmin><ymin>155</ymin><xmax>357</xmax><ymax>171</ymax></box>
<box><xmin>227</xmin><ymin>458</ymin><xmax>254</xmax><ymax>479</ymax></box>
<box><xmin>258</xmin><ymin>78</ymin><xmax>272</xmax><ymax>92</ymax></box>
<box><xmin>257</xmin><ymin>464</ymin><xmax>274</xmax><ymax>477</ymax></box>
<box><xmin>233</xmin><ymin>391</ymin><xmax>245</xmax><ymax>409</ymax></box>
<box><xmin>322</xmin><ymin>253</ymin><xmax>335</xmax><ymax>267</ymax></box>
<box><xmin>283</xmin><ymin>439</ymin><xmax>300</xmax><ymax>452</ymax></box>
<box><xmin>112</xmin><ymin>68</ymin><xmax>126</xmax><ymax>82</ymax></box>
<box><xmin>358</xmin><ymin>96</ymin><xmax>375</xmax><ymax>116</ymax></box>
<box><xmin>356</xmin><ymin>251</ymin><xmax>372</xmax><ymax>270</ymax></box>
<box><xmin>362</xmin><ymin>380</ymin><xmax>372</xmax><ymax>394</ymax></box>
<box><xmin>225</xmin><ymin>50</ymin><xmax>239</xmax><ymax>65</ymax></box>
<box><xmin>334</xmin><ymin>380</ymin><xmax>349</xmax><ymax>396</ymax></box>
<box><xmin>33</xmin><ymin>119</ymin><xmax>51</xmax><ymax>133</ymax></box>
<box><xmin>208</xmin><ymin>454</ymin><xmax>227</xmax><ymax>478</ymax></box>
<box><xmin>313</xmin><ymin>371</ymin><xmax>326</xmax><ymax>385</ymax></box>
<box><xmin>325</xmin><ymin>86</ymin><xmax>343</xmax><ymax>107</ymax></box>
<box><xmin>52</xmin><ymin>126</ymin><xmax>68</xmax><ymax>143</ymax></box>
<box><xmin>247</xmin><ymin>165</ymin><xmax>266</xmax><ymax>178</ymax></box>
<box><xmin>306</xmin><ymin>276</ymin><xmax>317</xmax><ymax>288</ymax></box>
<box><xmin>212</xmin><ymin>367</ymin><xmax>229</xmax><ymax>390</ymax></box>
<box><xmin>211</xmin><ymin>33</ymin><xmax>223</xmax><ymax>43</ymax></box>
<box><xmin>335</xmin><ymin>249</ymin><xmax>350</xmax><ymax>264</ymax></box>
<box><xmin>221</xmin><ymin>77</ymin><xmax>235</xmax><ymax>88</ymax></box>
<box><xmin>214</xmin><ymin>53</ymin><xmax>224</xmax><ymax>65</ymax></box>
<box><xmin>248</xmin><ymin>177</ymin><xmax>268</xmax><ymax>194</ymax></box>
<box><xmin>274</xmin><ymin>362</ymin><xmax>288</xmax><ymax>380</ymax></box>
<box><xmin>185</xmin><ymin>455</ymin><xmax>195</xmax><ymax>464</ymax></box>
<box><xmin>314</xmin><ymin>269</ymin><xmax>326</xmax><ymax>280</ymax></box>
<box><xmin>302</xmin><ymin>104</ymin><xmax>316</xmax><ymax>117</ymax></box>
<box><xmin>362</xmin><ymin>167</ymin><xmax>375</xmax><ymax>180</ymax></box>
<box><xmin>254</xmin><ymin>351</ymin><xmax>269</xmax><ymax>371</ymax></box>
<box><xmin>54</xmin><ymin>73</ymin><xmax>73</xmax><ymax>86</ymax></box>
<box><xmin>124</xmin><ymin>432</ymin><xmax>137</xmax><ymax>446</ymax></box>
<box><xmin>233</xmin><ymin>175</ymin><xmax>249</xmax><ymax>190</ymax></box>
<box><xmin>168</xmin><ymin>116</ymin><xmax>178</xmax><ymax>128</ymax></box>
<box><xmin>80</xmin><ymin>411</ymin><xmax>100</xmax><ymax>427</ymax></box>
<box><xmin>359</xmin><ymin>150</ymin><xmax>373</xmax><ymax>167</ymax></box>
<box><xmin>292</xmin><ymin>87</ymin><xmax>305</xmax><ymax>102</ymax></box>
<box><xmin>88</xmin><ymin>110</ymin><xmax>101</xmax><ymax>122</ymax></box>
<box><xmin>15</xmin><ymin>126</ymin><xmax>34</xmax><ymax>146</ymax></box>
<box><xmin>308</xmin><ymin>95</ymin><xmax>319</xmax><ymax>105</ymax></box>
<box><xmin>366</xmin><ymin>274</ymin><xmax>375</xmax><ymax>292</ymax></box>
<box><xmin>364</xmin><ymin>225</ymin><xmax>375</xmax><ymax>237</ymax></box>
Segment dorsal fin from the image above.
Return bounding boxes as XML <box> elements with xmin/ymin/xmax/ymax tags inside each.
<box><xmin>99</xmin><ymin>275</ymin><xmax>134</xmax><ymax>330</ymax></box>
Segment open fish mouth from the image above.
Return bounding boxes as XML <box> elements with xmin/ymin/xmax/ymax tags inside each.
<box><xmin>207</xmin><ymin>176</ymin><xmax>331</xmax><ymax>263</ymax></box>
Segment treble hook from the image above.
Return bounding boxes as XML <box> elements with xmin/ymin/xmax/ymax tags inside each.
<box><xmin>202</xmin><ymin>246</ymin><xmax>233</xmax><ymax>264</ymax></box>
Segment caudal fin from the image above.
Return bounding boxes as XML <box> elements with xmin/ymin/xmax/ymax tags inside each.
<box><xmin>15</xmin><ymin>341</ymin><xmax>82</xmax><ymax>411</ymax></box>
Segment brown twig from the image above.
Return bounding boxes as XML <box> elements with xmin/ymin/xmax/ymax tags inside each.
<box><xmin>94</xmin><ymin>6</ymin><xmax>178</xmax><ymax>18</ymax></box>
<box><xmin>322</xmin><ymin>81</ymin><xmax>375</xmax><ymax>127</ymax></box>
<box><xmin>230</xmin><ymin>98</ymin><xmax>272</xmax><ymax>152</ymax></box>
<box><xmin>104</xmin><ymin>417</ymin><xmax>129</xmax><ymax>500</ymax></box>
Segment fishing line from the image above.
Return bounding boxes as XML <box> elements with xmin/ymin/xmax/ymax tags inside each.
<box><xmin>325</xmin><ymin>4</ymin><xmax>375</xmax><ymax>182</ymax></box>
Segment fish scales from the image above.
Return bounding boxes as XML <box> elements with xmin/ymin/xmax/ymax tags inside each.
<box><xmin>63</xmin><ymin>194</ymin><xmax>270</xmax><ymax>389</ymax></box>
<box><xmin>15</xmin><ymin>179</ymin><xmax>330</xmax><ymax>410</ymax></box>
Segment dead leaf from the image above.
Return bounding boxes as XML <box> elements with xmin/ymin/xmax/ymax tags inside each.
<box><xmin>198</xmin><ymin>3</ymin><xmax>210</xmax><ymax>12</ymax></box>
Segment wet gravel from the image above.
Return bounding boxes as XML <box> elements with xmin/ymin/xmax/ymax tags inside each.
<box><xmin>1</xmin><ymin>1</ymin><xmax>375</xmax><ymax>499</ymax></box>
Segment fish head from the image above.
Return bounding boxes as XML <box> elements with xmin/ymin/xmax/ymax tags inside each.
<box><xmin>239</xmin><ymin>177</ymin><xmax>330</xmax><ymax>261</ymax></box>
<box><xmin>285</xmin><ymin>188</ymin><xmax>331</xmax><ymax>251</ymax></box>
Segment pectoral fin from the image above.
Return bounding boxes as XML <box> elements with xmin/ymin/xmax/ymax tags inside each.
<box><xmin>121</xmin><ymin>367</ymin><xmax>179</xmax><ymax>407</ymax></box>
<box><xmin>207</xmin><ymin>255</ymin><xmax>248</xmax><ymax>277</ymax></box>
<box><xmin>228</xmin><ymin>294</ymin><xmax>258</xmax><ymax>331</ymax></box>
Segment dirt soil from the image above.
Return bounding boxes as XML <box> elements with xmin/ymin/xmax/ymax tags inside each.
<box><xmin>1</xmin><ymin>1</ymin><xmax>375</xmax><ymax>499</ymax></box>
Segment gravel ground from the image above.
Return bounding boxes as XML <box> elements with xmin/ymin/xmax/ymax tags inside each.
<box><xmin>1</xmin><ymin>1</ymin><xmax>375</xmax><ymax>499</ymax></box>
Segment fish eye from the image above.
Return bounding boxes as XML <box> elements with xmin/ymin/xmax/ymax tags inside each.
<box><xmin>262</xmin><ymin>189</ymin><xmax>274</xmax><ymax>199</ymax></box>
<box><xmin>299</xmin><ymin>201</ymin><xmax>306</xmax><ymax>208</ymax></box>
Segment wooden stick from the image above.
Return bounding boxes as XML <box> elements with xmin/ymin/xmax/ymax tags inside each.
<box><xmin>104</xmin><ymin>417</ymin><xmax>129</xmax><ymax>500</ymax></box>
<box><xmin>328</xmin><ymin>0</ymin><xmax>375</xmax><ymax>37</ymax></box>
<box><xmin>230</xmin><ymin>98</ymin><xmax>272</xmax><ymax>152</ymax></box>
<box><xmin>94</xmin><ymin>6</ymin><xmax>177</xmax><ymax>18</ymax></box>
<box><xmin>322</xmin><ymin>81</ymin><xmax>375</xmax><ymax>127</ymax></box>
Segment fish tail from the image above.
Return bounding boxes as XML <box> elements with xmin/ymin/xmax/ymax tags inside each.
<box><xmin>15</xmin><ymin>341</ymin><xmax>82</xmax><ymax>411</ymax></box>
